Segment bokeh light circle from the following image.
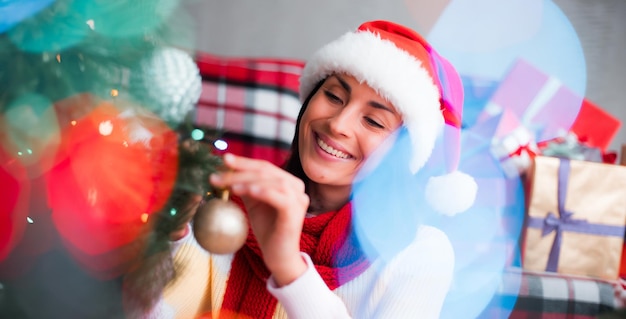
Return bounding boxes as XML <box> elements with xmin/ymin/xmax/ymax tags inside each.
<box><xmin>0</xmin><ymin>0</ymin><xmax>55</xmax><ymax>34</ymax></box>
<box><xmin>0</xmin><ymin>145</ymin><xmax>31</xmax><ymax>263</ymax></box>
<box><xmin>46</xmin><ymin>98</ymin><xmax>178</xmax><ymax>258</ymax></box>
<box><xmin>7</xmin><ymin>0</ymin><xmax>88</xmax><ymax>52</ymax></box>
<box><xmin>0</xmin><ymin>93</ymin><xmax>61</xmax><ymax>176</ymax></box>
<box><xmin>352</xmin><ymin>120</ymin><xmax>526</xmax><ymax>318</ymax></box>
<box><xmin>427</xmin><ymin>0</ymin><xmax>586</xmax><ymax>96</ymax></box>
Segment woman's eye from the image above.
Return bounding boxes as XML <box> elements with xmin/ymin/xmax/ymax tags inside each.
<box><xmin>365</xmin><ymin>117</ymin><xmax>384</xmax><ymax>129</ymax></box>
<box><xmin>324</xmin><ymin>90</ymin><xmax>343</xmax><ymax>104</ymax></box>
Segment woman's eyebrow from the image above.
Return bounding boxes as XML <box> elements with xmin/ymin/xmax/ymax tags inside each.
<box><xmin>333</xmin><ymin>75</ymin><xmax>352</xmax><ymax>93</ymax></box>
<box><xmin>334</xmin><ymin>74</ymin><xmax>396</xmax><ymax>115</ymax></box>
<box><xmin>369</xmin><ymin>101</ymin><xmax>397</xmax><ymax>115</ymax></box>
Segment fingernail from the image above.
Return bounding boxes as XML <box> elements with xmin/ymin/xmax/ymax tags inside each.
<box><xmin>223</xmin><ymin>153</ymin><xmax>234</xmax><ymax>163</ymax></box>
<box><xmin>209</xmin><ymin>173</ymin><xmax>222</xmax><ymax>183</ymax></box>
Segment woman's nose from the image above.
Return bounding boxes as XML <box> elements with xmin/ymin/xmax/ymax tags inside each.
<box><xmin>328</xmin><ymin>104</ymin><xmax>357</xmax><ymax>137</ymax></box>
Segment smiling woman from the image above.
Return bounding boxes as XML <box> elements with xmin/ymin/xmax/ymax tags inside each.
<box><xmin>295</xmin><ymin>74</ymin><xmax>404</xmax><ymax>212</ymax></box>
<box><xmin>126</xmin><ymin>20</ymin><xmax>475</xmax><ymax>319</ymax></box>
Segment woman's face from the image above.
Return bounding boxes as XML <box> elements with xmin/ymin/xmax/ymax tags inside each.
<box><xmin>298</xmin><ymin>73</ymin><xmax>403</xmax><ymax>188</ymax></box>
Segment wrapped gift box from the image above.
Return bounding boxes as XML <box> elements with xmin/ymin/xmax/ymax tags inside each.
<box><xmin>570</xmin><ymin>99</ymin><xmax>622</xmax><ymax>152</ymax></box>
<box><xmin>193</xmin><ymin>53</ymin><xmax>303</xmax><ymax>166</ymax></box>
<box><xmin>522</xmin><ymin>156</ymin><xmax>626</xmax><ymax>280</ymax></box>
<box><xmin>491</xmin><ymin>125</ymin><xmax>539</xmax><ymax>178</ymax></box>
<box><xmin>538</xmin><ymin>132</ymin><xmax>605</xmax><ymax>163</ymax></box>
<box><xmin>477</xmin><ymin>59</ymin><xmax>583</xmax><ymax>143</ymax></box>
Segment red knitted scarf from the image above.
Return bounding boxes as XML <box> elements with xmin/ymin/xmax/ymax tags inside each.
<box><xmin>220</xmin><ymin>201</ymin><xmax>369</xmax><ymax>319</ymax></box>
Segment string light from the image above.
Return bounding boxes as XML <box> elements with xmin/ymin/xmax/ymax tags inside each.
<box><xmin>214</xmin><ymin>139</ymin><xmax>228</xmax><ymax>151</ymax></box>
<box><xmin>86</xmin><ymin>19</ymin><xmax>95</xmax><ymax>30</ymax></box>
<box><xmin>191</xmin><ymin>129</ymin><xmax>204</xmax><ymax>141</ymax></box>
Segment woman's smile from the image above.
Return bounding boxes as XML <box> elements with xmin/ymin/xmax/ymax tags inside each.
<box><xmin>297</xmin><ymin>74</ymin><xmax>402</xmax><ymax>188</ymax></box>
<box><xmin>315</xmin><ymin>133</ymin><xmax>353</xmax><ymax>160</ymax></box>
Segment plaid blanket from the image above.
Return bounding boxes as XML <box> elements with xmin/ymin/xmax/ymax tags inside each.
<box><xmin>194</xmin><ymin>52</ymin><xmax>304</xmax><ymax>167</ymax></box>
<box><xmin>193</xmin><ymin>53</ymin><xmax>621</xmax><ymax>318</ymax></box>
<box><xmin>483</xmin><ymin>268</ymin><xmax>617</xmax><ymax>318</ymax></box>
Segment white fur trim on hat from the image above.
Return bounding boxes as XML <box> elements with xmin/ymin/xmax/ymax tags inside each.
<box><xmin>299</xmin><ymin>30</ymin><xmax>444</xmax><ymax>174</ymax></box>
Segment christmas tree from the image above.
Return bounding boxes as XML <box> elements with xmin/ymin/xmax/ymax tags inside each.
<box><xmin>0</xmin><ymin>0</ymin><xmax>222</xmax><ymax>316</ymax></box>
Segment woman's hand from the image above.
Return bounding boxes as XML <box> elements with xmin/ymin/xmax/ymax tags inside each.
<box><xmin>210</xmin><ymin>153</ymin><xmax>310</xmax><ymax>286</ymax></box>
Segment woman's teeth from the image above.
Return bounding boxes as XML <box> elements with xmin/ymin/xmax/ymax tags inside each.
<box><xmin>317</xmin><ymin>138</ymin><xmax>350</xmax><ymax>159</ymax></box>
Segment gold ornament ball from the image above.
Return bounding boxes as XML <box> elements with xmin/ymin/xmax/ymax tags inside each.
<box><xmin>193</xmin><ymin>198</ymin><xmax>248</xmax><ymax>254</ymax></box>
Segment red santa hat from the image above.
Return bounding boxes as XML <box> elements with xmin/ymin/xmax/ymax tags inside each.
<box><xmin>299</xmin><ymin>20</ymin><xmax>477</xmax><ymax>216</ymax></box>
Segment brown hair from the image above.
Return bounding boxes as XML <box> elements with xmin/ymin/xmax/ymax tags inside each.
<box><xmin>281</xmin><ymin>80</ymin><xmax>325</xmax><ymax>192</ymax></box>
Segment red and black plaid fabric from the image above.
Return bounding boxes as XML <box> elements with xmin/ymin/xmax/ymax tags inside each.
<box><xmin>483</xmin><ymin>268</ymin><xmax>618</xmax><ymax>318</ymax></box>
<box><xmin>193</xmin><ymin>52</ymin><xmax>305</xmax><ymax>167</ymax></box>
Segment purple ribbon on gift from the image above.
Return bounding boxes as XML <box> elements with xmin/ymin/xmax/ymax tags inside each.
<box><xmin>527</xmin><ymin>158</ymin><xmax>625</xmax><ymax>272</ymax></box>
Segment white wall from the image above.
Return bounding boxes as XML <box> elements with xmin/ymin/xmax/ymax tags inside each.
<box><xmin>554</xmin><ymin>0</ymin><xmax>626</xmax><ymax>153</ymax></box>
<box><xmin>183</xmin><ymin>0</ymin><xmax>626</xmax><ymax>152</ymax></box>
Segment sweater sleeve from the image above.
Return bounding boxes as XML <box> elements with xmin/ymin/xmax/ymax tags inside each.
<box><xmin>123</xmin><ymin>223</ymin><xmax>203</xmax><ymax>319</ymax></box>
<box><xmin>266</xmin><ymin>226</ymin><xmax>454</xmax><ymax>319</ymax></box>
<box><xmin>169</xmin><ymin>223</ymin><xmax>193</xmax><ymax>255</ymax></box>
<box><xmin>267</xmin><ymin>253</ymin><xmax>352</xmax><ymax>319</ymax></box>
<box><xmin>367</xmin><ymin>225</ymin><xmax>455</xmax><ymax>319</ymax></box>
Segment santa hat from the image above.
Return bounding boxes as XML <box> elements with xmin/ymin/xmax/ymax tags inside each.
<box><xmin>299</xmin><ymin>20</ymin><xmax>477</xmax><ymax>216</ymax></box>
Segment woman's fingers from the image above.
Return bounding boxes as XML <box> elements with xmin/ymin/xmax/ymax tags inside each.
<box><xmin>214</xmin><ymin>173</ymin><xmax>305</xmax><ymax>211</ymax></box>
<box><xmin>210</xmin><ymin>153</ymin><xmax>305</xmax><ymax>195</ymax></box>
<box><xmin>209</xmin><ymin>154</ymin><xmax>308</xmax><ymax>276</ymax></box>
<box><xmin>238</xmin><ymin>178</ymin><xmax>309</xmax><ymax>212</ymax></box>
<box><xmin>221</xmin><ymin>153</ymin><xmax>270</xmax><ymax>172</ymax></box>
<box><xmin>208</xmin><ymin>153</ymin><xmax>307</xmax><ymax>218</ymax></box>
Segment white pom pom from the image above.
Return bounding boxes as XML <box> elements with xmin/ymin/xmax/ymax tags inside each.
<box><xmin>425</xmin><ymin>170</ymin><xmax>477</xmax><ymax>216</ymax></box>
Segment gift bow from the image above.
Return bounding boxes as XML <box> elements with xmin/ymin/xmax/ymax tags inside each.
<box><xmin>510</xmin><ymin>143</ymin><xmax>536</xmax><ymax>158</ymax></box>
<box><xmin>527</xmin><ymin>158</ymin><xmax>625</xmax><ymax>272</ymax></box>
<box><xmin>541</xmin><ymin>211</ymin><xmax>587</xmax><ymax>237</ymax></box>
<box><xmin>540</xmin><ymin>211</ymin><xmax>587</xmax><ymax>272</ymax></box>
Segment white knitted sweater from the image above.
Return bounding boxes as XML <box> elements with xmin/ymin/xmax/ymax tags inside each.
<box><xmin>139</xmin><ymin>224</ymin><xmax>454</xmax><ymax>319</ymax></box>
